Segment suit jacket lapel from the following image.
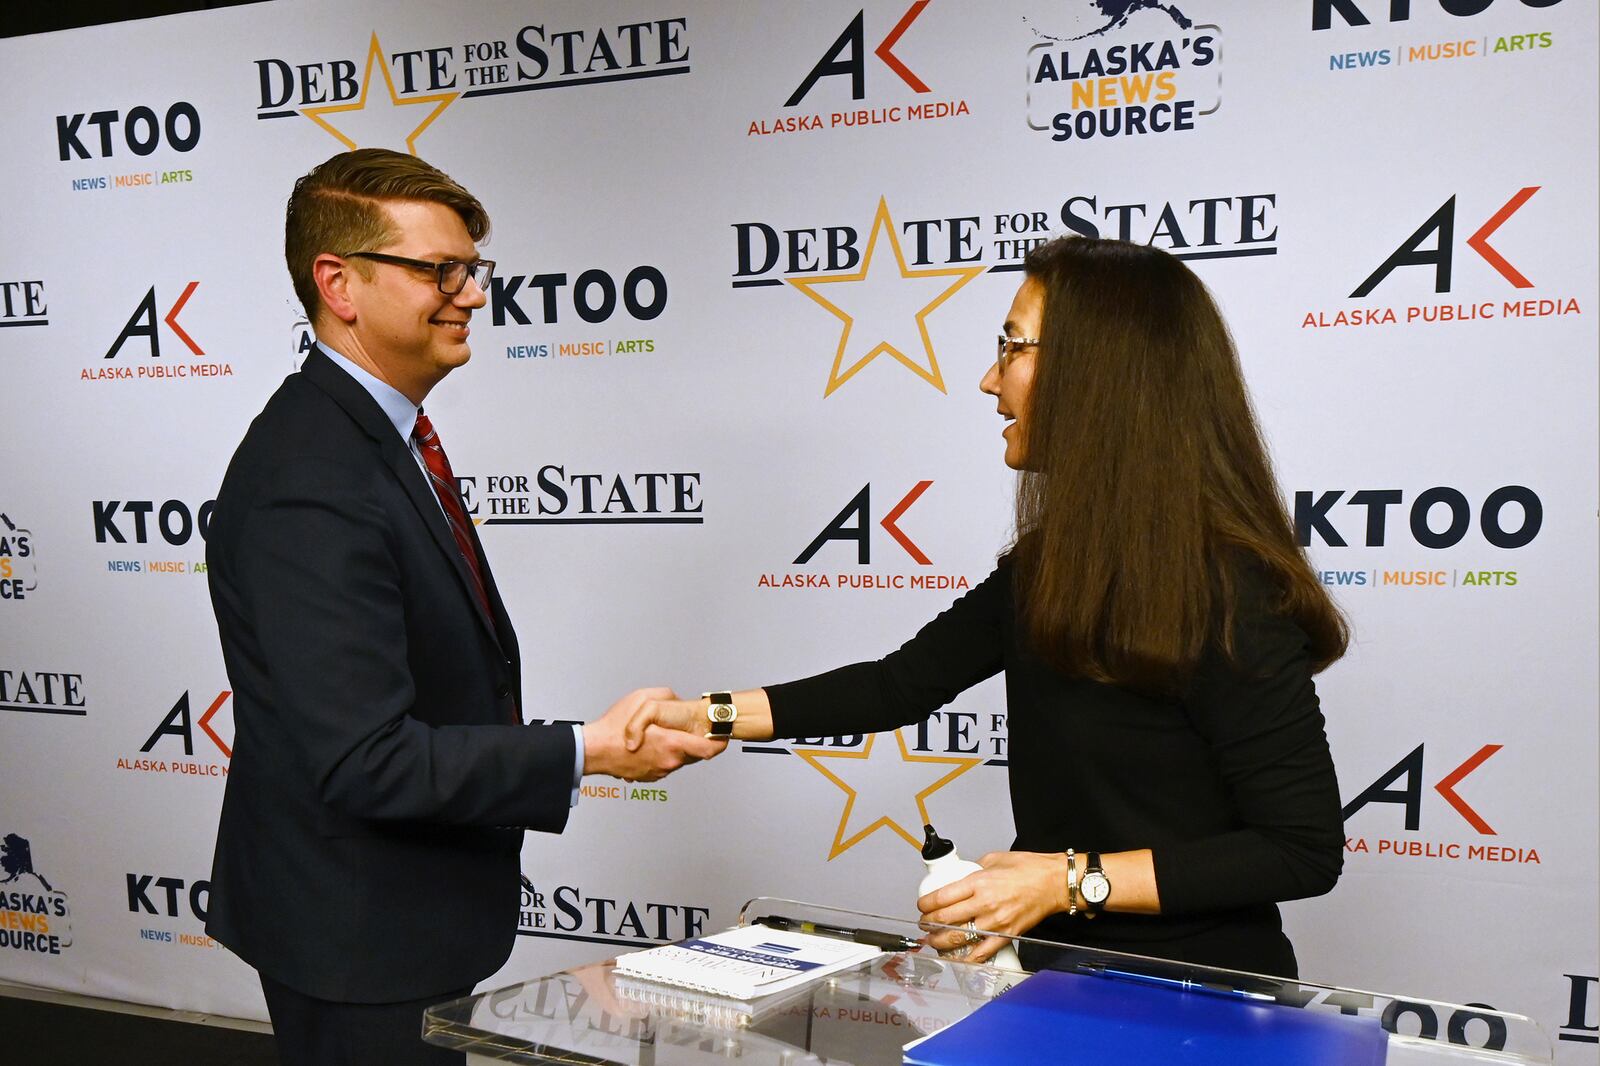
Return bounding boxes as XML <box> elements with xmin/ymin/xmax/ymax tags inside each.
<box><xmin>300</xmin><ymin>350</ymin><xmax>507</xmax><ymax>654</ymax></box>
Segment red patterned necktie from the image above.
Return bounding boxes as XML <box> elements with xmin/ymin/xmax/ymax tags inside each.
<box><xmin>412</xmin><ymin>411</ymin><xmax>494</xmax><ymax>622</ymax></box>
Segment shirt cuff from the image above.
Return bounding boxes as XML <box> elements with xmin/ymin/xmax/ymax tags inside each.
<box><xmin>570</xmin><ymin>723</ymin><xmax>585</xmax><ymax>807</ymax></box>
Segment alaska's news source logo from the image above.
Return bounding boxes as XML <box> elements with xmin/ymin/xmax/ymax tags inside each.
<box><xmin>0</xmin><ymin>832</ymin><xmax>71</xmax><ymax>956</ymax></box>
<box><xmin>1</xmin><ymin>513</ymin><xmax>38</xmax><ymax>602</ymax></box>
<box><xmin>1024</xmin><ymin>2</ymin><xmax>1220</xmax><ymax>143</ymax></box>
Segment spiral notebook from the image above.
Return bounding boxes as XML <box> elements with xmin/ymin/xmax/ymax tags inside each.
<box><xmin>612</xmin><ymin>972</ymin><xmax>817</xmax><ymax>1030</ymax></box>
<box><xmin>611</xmin><ymin>923</ymin><xmax>883</xmax><ymax>1001</ymax></box>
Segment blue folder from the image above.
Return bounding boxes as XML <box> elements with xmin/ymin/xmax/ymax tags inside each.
<box><xmin>903</xmin><ymin>968</ymin><xmax>1389</xmax><ymax>1065</ymax></box>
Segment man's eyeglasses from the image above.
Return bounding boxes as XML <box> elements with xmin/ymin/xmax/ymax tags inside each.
<box><xmin>996</xmin><ymin>334</ymin><xmax>1040</xmax><ymax>375</ymax></box>
<box><xmin>344</xmin><ymin>251</ymin><xmax>495</xmax><ymax>295</ymax></box>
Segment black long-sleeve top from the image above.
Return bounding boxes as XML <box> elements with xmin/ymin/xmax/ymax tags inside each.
<box><xmin>765</xmin><ymin>557</ymin><xmax>1344</xmax><ymax>978</ymax></box>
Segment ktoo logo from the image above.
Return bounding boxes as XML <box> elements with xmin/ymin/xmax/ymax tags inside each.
<box><xmin>93</xmin><ymin>499</ymin><xmax>214</xmax><ymax>545</ymax></box>
<box><xmin>126</xmin><ymin>874</ymin><xmax>209</xmax><ymax>920</ymax></box>
<box><xmin>1313</xmin><ymin>0</ymin><xmax>1565</xmax><ymax>31</ymax></box>
<box><xmin>488</xmin><ymin>266</ymin><xmax>667</xmax><ymax>326</ymax></box>
<box><xmin>795</xmin><ymin>482</ymin><xmax>933</xmax><ymax>565</ymax></box>
<box><xmin>1294</xmin><ymin>486</ymin><xmax>1540</xmax><ymax>549</ymax></box>
<box><xmin>56</xmin><ymin>102</ymin><xmax>201</xmax><ymax>160</ymax></box>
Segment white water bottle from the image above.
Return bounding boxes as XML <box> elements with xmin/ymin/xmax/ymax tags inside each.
<box><xmin>918</xmin><ymin>823</ymin><xmax>1023</xmax><ymax>971</ymax></box>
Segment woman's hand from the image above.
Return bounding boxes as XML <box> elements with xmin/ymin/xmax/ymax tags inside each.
<box><xmin>623</xmin><ymin>688</ymin><xmax>775</xmax><ymax>750</ymax></box>
<box><xmin>622</xmin><ymin>696</ymin><xmax>705</xmax><ymax>751</ymax></box>
<box><xmin>917</xmin><ymin>851</ymin><xmax>1069</xmax><ymax>964</ymax></box>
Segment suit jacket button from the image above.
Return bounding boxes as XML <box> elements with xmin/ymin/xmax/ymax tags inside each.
<box><xmin>495</xmin><ymin>682</ymin><xmax>510</xmax><ymax>698</ymax></box>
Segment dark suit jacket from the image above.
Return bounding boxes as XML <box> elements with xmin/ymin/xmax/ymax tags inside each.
<box><xmin>205</xmin><ymin>349</ymin><xmax>575</xmax><ymax>1003</ymax></box>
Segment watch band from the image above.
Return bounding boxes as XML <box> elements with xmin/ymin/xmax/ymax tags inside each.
<box><xmin>702</xmin><ymin>691</ymin><xmax>736</xmax><ymax>738</ymax></box>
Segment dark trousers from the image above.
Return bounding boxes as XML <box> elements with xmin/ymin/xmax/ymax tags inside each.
<box><xmin>260</xmin><ymin>973</ymin><xmax>471</xmax><ymax>1066</ymax></box>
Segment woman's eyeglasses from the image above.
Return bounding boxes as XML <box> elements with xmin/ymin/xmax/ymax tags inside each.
<box><xmin>996</xmin><ymin>334</ymin><xmax>1040</xmax><ymax>375</ymax></box>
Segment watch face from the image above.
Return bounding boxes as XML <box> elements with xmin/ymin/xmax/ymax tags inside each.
<box><xmin>1082</xmin><ymin>872</ymin><xmax>1110</xmax><ymax>904</ymax></box>
<box><xmin>709</xmin><ymin>704</ymin><xmax>735</xmax><ymax>723</ymax></box>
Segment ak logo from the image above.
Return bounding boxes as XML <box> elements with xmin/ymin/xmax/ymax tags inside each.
<box><xmin>752</xmin><ymin>4</ymin><xmax>969</xmax><ymax>137</ymax></box>
<box><xmin>254</xmin><ymin>20</ymin><xmax>691</xmax><ymax>155</ymax></box>
<box><xmin>140</xmin><ymin>690</ymin><xmax>233</xmax><ymax>761</ymax></box>
<box><xmin>1342</xmin><ymin>743</ymin><xmax>1542</xmax><ymax>867</ymax></box>
<box><xmin>786</xmin><ymin>3</ymin><xmax>932</xmax><ymax>105</ymax></box>
<box><xmin>760</xmin><ymin>481</ymin><xmax>974</xmax><ymax>592</ymax></box>
<box><xmin>1353</xmin><ymin>188</ymin><xmax>1543</xmax><ymax>297</ymax></box>
<box><xmin>1341</xmin><ymin>743</ymin><xmax>1502</xmax><ymax>833</ymax></box>
<box><xmin>104</xmin><ymin>283</ymin><xmax>204</xmax><ymax>359</ymax></box>
<box><xmin>87</xmin><ymin>285</ymin><xmax>233</xmax><ymax>382</ymax></box>
<box><xmin>797</xmin><ymin>482</ymin><xmax>932</xmax><ymax>565</ymax></box>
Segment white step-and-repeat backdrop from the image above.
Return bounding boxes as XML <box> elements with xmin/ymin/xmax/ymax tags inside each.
<box><xmin>2</xmin><ymin>0</ymin><xmax>1595</xmax><ymax>1058</ymax></box>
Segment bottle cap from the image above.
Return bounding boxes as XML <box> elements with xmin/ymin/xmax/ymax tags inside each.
<box><xmin>921</xmin><ymin>823</ymin><xmax>954</xmax><ymax>861</ymax></box>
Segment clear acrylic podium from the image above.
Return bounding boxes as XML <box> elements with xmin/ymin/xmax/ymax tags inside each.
<box><xmin>422</xmin><ymin>897</ymin><xmax>1553</xmax><ymax>1064</ymax></box>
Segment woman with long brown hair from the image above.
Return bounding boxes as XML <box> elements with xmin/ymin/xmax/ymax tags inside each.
<box><xmin>627</xmin><ymin>235</ymin><xmax>1348</xmax><ymax>978</ymax></box>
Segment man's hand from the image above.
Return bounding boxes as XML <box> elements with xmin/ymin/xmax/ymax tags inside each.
<box><xmin>622</xmin><ymin>695</ymin><xmax>705</xmax><ymax>751</ymax></box>
<box><xmin>584</xmin><ymin>688</ymin><xmax>726</xmax><ymax>782</ymax></box>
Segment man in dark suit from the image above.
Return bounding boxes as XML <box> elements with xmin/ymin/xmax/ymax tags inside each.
<box><xmin>205</xmin><ymin>149</ymin><xmax>720</xmax><ymax>1066</ymax></box>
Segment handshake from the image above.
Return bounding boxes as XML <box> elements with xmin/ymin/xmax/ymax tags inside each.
<box><xmin>581</xmin><ymin>687</ymin><xmax>758</xmax><ymax>783</ymax></box>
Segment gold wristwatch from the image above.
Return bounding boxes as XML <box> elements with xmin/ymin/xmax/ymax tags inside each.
<box><xmin>702</xmin><ymin>691</ymin><xmax>736</xmax><ymax>738</ymax></box>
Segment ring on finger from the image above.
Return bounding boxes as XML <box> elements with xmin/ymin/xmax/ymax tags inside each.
<box><xmin>963</xmin><ymin>920</ymin><xmax>981</xmax><ymax>945</ymax></box>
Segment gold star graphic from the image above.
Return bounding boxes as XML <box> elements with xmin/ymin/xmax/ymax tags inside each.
<box><xmin>787</xmin><ymin>197</ymin><xmax>986</xmax><ymax>397</ymax></box>
<box><xmin>301</xmin><ymin>33</ymin><xmax>459</xmax><ymax>156</ymax></box>
<box><xmin>795</xmin><ymin>729</ymin><xmax>982</xmax><ymax>860</ymax></box>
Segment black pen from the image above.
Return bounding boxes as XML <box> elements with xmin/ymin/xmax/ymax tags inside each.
<box><xmin>755</xmin><ymin>914</ymin><xmax>920</xmax><ymax>952</ymax></box>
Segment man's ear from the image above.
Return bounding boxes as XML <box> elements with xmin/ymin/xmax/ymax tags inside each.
<box><xmin>313</xmin><ymin>253</ymin><xmax>359</xmax><ymax>324</ymax></box>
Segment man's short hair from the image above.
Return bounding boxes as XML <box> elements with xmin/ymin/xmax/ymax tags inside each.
<box><xmin>285</xmin><ymin>148</ymin><xmax>490</xmax><ymax>322</ymax></box>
